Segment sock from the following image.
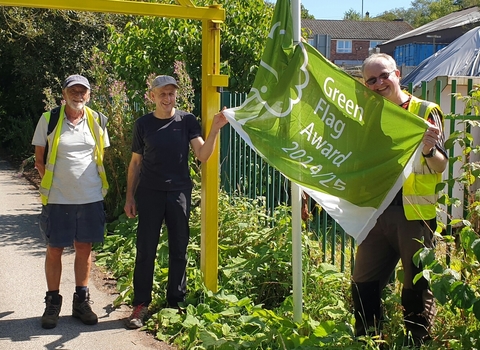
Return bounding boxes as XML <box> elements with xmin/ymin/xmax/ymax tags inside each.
<box><xmin>46</xmin><ymin>290</ymin><xmax>61</xmax><ymax>305</ymax></box>
<box><xmin>75</xmin><ymin>286</ymin><xmax>88</xmax><ymax>302</ymax></box>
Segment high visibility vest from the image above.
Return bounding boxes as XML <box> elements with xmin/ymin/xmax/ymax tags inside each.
<box><xmin>39</xmin><ymin>105</ymin><xmax>109</xmax><ymax>205</ymax></box>
<box><xmin>403</xmin><ymin>95</ymin><xmax>443</xmax><ymax>221</ymax></box>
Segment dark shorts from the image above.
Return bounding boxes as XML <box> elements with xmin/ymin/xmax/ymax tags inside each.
<box><xmin>39</xmin><ymin>201</ymin><xmax>106</xmax><ymax>247</ymax></box>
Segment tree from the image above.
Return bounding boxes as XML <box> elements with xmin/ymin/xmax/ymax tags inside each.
<box><xmin>375</xmin><ymin>0</ymin><xmax>477</xmax><ymax>27</ymax></box>
<box><xmin>409</xmin><ymin>0</ymin><xmax>460</xmax><ymax>27</ymax></box>
<box><xmin>0</xmin><ymin>7</ymin><xmax>127</xmax><ymax>157</ymax></box>
<box><xmin>453</xmin><ymin>0</ymin><xmax>480</xmax><ymax>7</ymax></box>
<box><xmin>301</xmin><ymin>4</ymin><xmax>314</xmax><ymax>19</ymax></box>
<box><xmin>375</xmin><ymin>8</ymin><xmax>417</xmax><ymax>24</ymax></box>
<box><xmin>343</xmin><ymin>8</ymin><xmax>361</xmax><ymax>20</ymax></box>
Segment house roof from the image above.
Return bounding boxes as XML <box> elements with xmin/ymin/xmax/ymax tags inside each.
<box><xmin>401</xmin><ymin>26</ymin><xmax>480</xmax><ymax>89</ymax></box>
<box><xmin>382</xmin><ymin>6</ymin><xmax>480</xmax><ymax>45</ymax></box>
<box><xmin>301</xmin><ymin>19</ymin><xmax>413</xmax><ymax>40</ymax></box>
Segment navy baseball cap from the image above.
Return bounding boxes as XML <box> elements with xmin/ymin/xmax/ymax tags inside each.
<box><xmin>63</xmin><ymin>74</ymin><xmax>91</xmax><ymax>89</ymax></box>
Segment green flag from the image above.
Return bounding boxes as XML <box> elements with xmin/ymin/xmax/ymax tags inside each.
<box><xmin>222</xmin><ymin>0</ymin><xmax>428</xmax><ymax>243</ymax></box>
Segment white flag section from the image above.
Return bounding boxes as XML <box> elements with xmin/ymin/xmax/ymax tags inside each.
<box><xmin>222</xmin><ymin>0</ymin><xmax>427</xmax><ymax>244</ymax></box>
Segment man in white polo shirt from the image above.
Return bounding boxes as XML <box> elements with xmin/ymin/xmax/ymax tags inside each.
<box><xmin>32</xmin><ymin>74</ymin><xmax>109</xmax><ymax>329</ymax></box>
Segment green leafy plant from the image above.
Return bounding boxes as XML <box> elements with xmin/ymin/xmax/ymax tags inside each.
<box><xmin>96</xmin><ymin>190</ymin><xmax>364</xmax><ymax>349</ymax></box>
<box><xmin>413</xmin><ymin>87</ymin><xmax>480</xmax><ymax>348</ymax></box>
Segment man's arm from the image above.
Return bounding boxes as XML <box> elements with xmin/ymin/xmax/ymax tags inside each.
<box><xmin>191</xmin><ymin>111</ymin><xmax>228</xmax><ymax>163</ymax></box>
<box><xmin>34</xmin><ymin>146</ymin><xmax>46</xmax><ymax>179</ymax></box>
<box><xmin>124</xmin><ymin>152</ymin><xmax>143</xmax><ymax>218</ymax></box>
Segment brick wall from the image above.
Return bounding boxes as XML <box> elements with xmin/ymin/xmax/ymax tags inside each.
<box><xmin>330</xmin><ymin>40</ymin><xmax>371</xmax><ymax>65</ymax></box>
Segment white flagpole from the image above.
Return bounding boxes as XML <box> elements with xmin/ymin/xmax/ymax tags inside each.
<box><xmin>291</xmin><ymin>0</ymin><xmax>303</xmax><ymax>324</ymax></box>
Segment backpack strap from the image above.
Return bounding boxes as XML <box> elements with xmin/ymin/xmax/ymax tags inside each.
<box><xmin>47</xmin><ymin>106</ymin><xmax>61</xmax><ymax>136</ymax></box>
<box><xmin>43</xmin><ymin>106</ymin><xmax>61</xmax><ymax>164</ymax></box>
<box><xmin>96</xmin><ymin>111</ymin><xmax>108</xmax><ymax>131</ymax></box>
<box><xmin>46</xmin><ymin>107</ymin><xmax>106</xmax><ymax>133</ymax></box>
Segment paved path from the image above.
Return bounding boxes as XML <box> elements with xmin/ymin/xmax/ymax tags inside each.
<box><xmin>0</xmin><ymin>157</ymin><xmax>174</xmax><ymax>350</ymax></box>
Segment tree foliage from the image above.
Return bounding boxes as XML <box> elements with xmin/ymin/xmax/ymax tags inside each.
<box><xmin>375</xmin><ymin>0</ymin><xmax>480</xmax><ymax>27</ymax></box>
<box><xmin>106</xmin><ymin>0</ymin><xmax>274</xmax><ymax>101</ymax></box>
<box><xmin>0</xmin><ymin>7</ymin><xmax>127</xmax><ymax>157</ymax></box>
<box><xmin>343</xmin><ymin>8</ymin><xmax>361</xmax><ymax>21</ymax></box>
<box><xmin>301</xmin><ymin>4</ymin><xmax>315</xmax><ymax>19</ymax></box>
<box><xmin>409</xmin><ymin>0</ymin><xmax>460</xmax><ymax>27</ymax></box>
<box><xmin>0</xmin><ymin>1</ymin><xmax>274</xmax><ymax>159</ymax></box>
<box><xmin>375</xmin><ymin>7</ymin><xmax>416</xmax><ymax>24</ymax></box>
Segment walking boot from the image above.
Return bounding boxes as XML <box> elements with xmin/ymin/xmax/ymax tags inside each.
<box><xmin>72</xmin><ymin>288</ymin><xmax>98</xmax><ymax>325</ymax></box>
<box><xmin>402</xmin><ymin>288</ymin><xmax>434</xmax><ymax>347</ymax></box>
<box><xmin>41</xmin><ymin>294</ymin><xmax>63</xmax><ymax>329</ymax></box>
<box><xmin>352</xmin><ymin>281</ymin><xmax>383</xmax><ymax>337</ymax></box>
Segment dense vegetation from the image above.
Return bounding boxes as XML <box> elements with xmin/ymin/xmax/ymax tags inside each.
<box><xmin>0</xmin><ymin>1</ymin><xmax>275</xmax><ymax>162</ymax></box>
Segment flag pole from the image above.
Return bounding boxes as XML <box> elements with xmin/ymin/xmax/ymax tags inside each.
<box><xmin>291</xmin><ymin>0</ymin><xmax>303</xmax><ymax>324</ymax></box>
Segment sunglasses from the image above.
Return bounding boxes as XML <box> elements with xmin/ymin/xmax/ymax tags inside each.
<box><xmin>365</xmin><ymin>70</ymin><xmax>395</xmax><ymax>86</ymax></box>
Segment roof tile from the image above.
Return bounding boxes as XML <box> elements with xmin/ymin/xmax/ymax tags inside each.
<box><xmin>302</xmin><ymin>19</ymin><xmax>413</xmax><ymax>40</ymax></box>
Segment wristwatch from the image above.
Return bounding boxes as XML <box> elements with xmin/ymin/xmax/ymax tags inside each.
<box><xmin>422</xmin><ymin>147</ymin><xmax>437</xmax><ymax>158</ymax></box>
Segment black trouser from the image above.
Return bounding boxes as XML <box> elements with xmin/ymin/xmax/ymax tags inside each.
<box><xmin>351</xmin><ymin>206</ymin><xmax>436</xmax><ymax>338</ymax></box>
<box><xmin>133</xmin><ymin>186</ymin><xmax>191</xmax><ymax>307</ymax></box>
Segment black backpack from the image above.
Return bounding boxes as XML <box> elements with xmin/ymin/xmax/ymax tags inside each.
<box><xmin>43</xmin><ymin>106</ymin><xmax>107</xmax><ymax>164</ymax></box>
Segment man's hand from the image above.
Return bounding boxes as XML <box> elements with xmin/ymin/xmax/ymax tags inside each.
<box><xmin>124</xmin><ymin>198</ymin><xmax>137</xmax><ymax>218</ymax></box>
<box><xmin>212</xmin><ymin>107</ymin><xmax>229</xmax><ymax>132</ymax></box>
<box><xmin>422</xmin><ymin>123</ymin><xmax>441</xmax><ymax>154</ymax></box>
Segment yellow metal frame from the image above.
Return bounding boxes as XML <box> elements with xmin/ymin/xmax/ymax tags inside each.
<box><xmin>0</xmin><ymin>0</ymin><xmax>225</xmax><ymax>20</ymax></box>
<box><xmin>0</xmin><ymin>0</ymin><xmax>227</xmax><ymax>292</ymax></box>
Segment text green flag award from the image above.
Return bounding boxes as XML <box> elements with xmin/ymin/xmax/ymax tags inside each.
<box><xmin>222</xmin><ymin>0</ymin><xmax>428</xmax><ymax>244</ymax></box>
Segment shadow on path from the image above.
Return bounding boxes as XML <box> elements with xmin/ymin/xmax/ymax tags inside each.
<box><xmin>0</xmin><ymin>312</ymin><xmax>139</xmax><ymax>350</ymax></box>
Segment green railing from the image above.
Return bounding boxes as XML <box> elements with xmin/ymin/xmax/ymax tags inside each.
<box><xmin>219</xmin><ymin>78</ymin><xmax>479</xmax><ymax>273</ymax></box>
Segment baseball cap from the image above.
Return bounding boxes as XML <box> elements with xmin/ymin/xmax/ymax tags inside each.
<box><xmin>151</xmin><ymin>75</ymin><xmax>179</xmax><ymax>90</ymax></box>
<box><xmin>63</xmin><ymin>74</ymin><xmax>91</xmax><ymax>89</ymax></box>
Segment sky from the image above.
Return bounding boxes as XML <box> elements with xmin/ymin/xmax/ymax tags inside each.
<box><xmin>274</xmin><ymin>0</ymin><xmax>414</xmax><ymax>20</ymax></box>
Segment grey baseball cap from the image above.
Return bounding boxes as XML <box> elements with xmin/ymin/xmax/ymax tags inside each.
<box><xmin>151</xmin><ymin>75</ymin><xmax>179</xmax><ymax>89</ymax></box>
<box><xmin>63</xmin><ymin>74</ymin><xmax>91</xmax><ymax>89</ymax></box>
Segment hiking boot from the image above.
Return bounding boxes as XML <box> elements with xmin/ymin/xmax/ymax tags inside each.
<box><xmin>41</xmin><ymin>294</ymin><xmax>63</xmax><ymax>329</ymax></box>
<box><xmin>72</xmin><ymin>290</ymin><xmax>98</xmax><ymax>325</ymax></box>
<box><xmin>126</xmin><ymin>304</ymin><xmax>148</xmax><ymax>329</ymax></box>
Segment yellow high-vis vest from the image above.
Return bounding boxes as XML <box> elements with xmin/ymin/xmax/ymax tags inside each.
<box><xmin>39</xmin><ymin>105</ymin><xmax>109</xmax><ymax>205</ymax></box>
<box><xmin>403</xmin><ymin>95</ymin><xmax>443</xmax><ymax>221</ymax></box>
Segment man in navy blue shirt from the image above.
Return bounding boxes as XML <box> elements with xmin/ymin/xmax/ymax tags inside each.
<box><xmin>124</xmin><ymin>75</ymin><xmax>228</xmax><ymax>329</ymax></box>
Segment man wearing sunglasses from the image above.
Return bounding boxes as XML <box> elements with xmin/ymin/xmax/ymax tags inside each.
<box><xmin>351</xmin><ymin>53</ymin><xmax>448</xmax><ymax>346</ymax></box>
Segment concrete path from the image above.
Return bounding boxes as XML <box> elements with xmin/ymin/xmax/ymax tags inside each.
<box><xmin>0</xmin><ymin>157</ymin><xmax>174</xmax><ymax>350</ymax></box>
